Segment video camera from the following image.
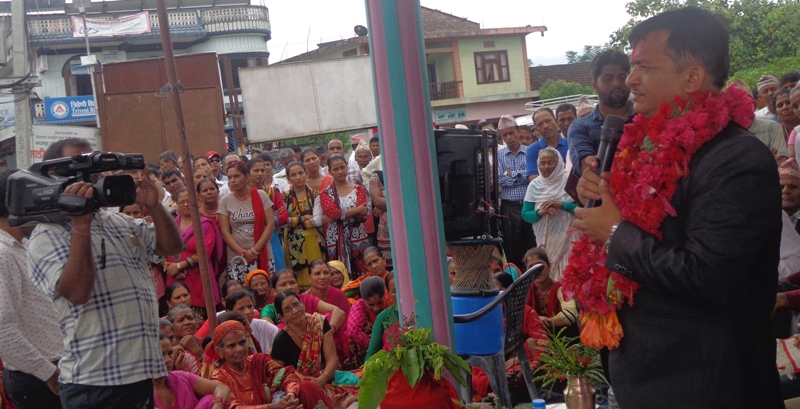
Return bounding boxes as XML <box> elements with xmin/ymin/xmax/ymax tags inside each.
<box><xmin>7</xmin><ymin>151</ymin><xmax>145</xmax><ymax>226</ymax></box>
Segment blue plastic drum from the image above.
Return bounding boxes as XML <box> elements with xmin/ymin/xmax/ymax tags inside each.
<box><xmin>452</xmin><ymin>295</ymin><xmax>504</xmax><ymax>355</ymax></box>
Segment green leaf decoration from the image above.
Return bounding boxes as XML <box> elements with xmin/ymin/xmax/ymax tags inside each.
<box><xmin>358</xmin><ymin>350</ymin><xmax>394</xmax><ymax>409</ymax></box>
<box><xmin>442</xmin><ymin>354</ymin><xmax>469</xmax><ymax>388</ymax></box>
<box><xmin>402</xmin><ymin>347</ymin><xmax>422</xmax><ymax>387</ymax></box>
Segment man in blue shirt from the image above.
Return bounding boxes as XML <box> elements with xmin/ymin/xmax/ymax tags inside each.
<box><xmin>497</xmin><ymin>115</ymin><xmax>536</xmax><ymax>266</ymax></box>
<box><xmin>568</xmin><ymin>49</ymin><xmax>636</xmax><ymax>177</ymax></box>
<box><xmin>526</xmin><ymin>108</ymin><xmax>569</xmax><ymax>181</ymax></box>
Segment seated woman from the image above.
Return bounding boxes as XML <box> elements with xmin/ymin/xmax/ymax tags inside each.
<box><xmin>305</xmin><ymin>259</ymin><xmax>352</xmax><ymax>363</ymax></box>
<box><xmin>163</xmin><ymin>188</ymin><xmax>224</xmax><ymax>319</ymax></box>
<box><xmin>210</xmin><ymin>321</ymin><xmax>333</xmax><ymax>408</ymax></box>
<box><xmin>245</xmin><ymin>269</ymin><xmax>274</xmax><ymax>312</ymax></box>
<box><xmin>225</xmin><ymin>289</ymin><xmax>279</xmax><ymax>353</ymax></box>
<box><xmin>365</xmin><ymin>272</ymin><xmax>398</xmax><ymax>361</ymax></box>
<box><xmin>193</xmin><ymin>280</ymin><xmax>251</xmax><ymax>341</ymax></box>
<box><xmin>200</xmin><ymin>312</ymin><xmax>259</xmax><ymax>379</ymax></box>
<box><xmin>525</xmin><ymin>248</ymin><xmax>579</xmax><ymax>337</ymax></box>
<box><xmin>342</xmin><ymin>247</ymin><xmax>390</xmax><ymax>304</ymax></box>
<box><xmin>328</xmin><ymin>261</ymin><xmax>351</xmax><ymax>290</ymax></box>
<box><xmin>154</xmin><ymin>333</ymin><xmax>231</xmax><ymax>409</ymax></box>
<box><xmin>346</xmin><ymin>276</ymin><xmax>388</xmax><ymax>369</ymax></box>
<box><xmin>167</xmin><ymin>304</ymin><xmax>205</xmax><ymax>376</ymax></box>
<box><xmin>163</xmin><ymin>281</ymin><xmax>193</xmax><ymax>314</ymax></box>
<box><xmin>260</xmin><ymin>269</ymin><xmax>346</xmax><ymax>334</ymax></box>
<box><xmin>271</xmin><ymin>291</ymin><xmax>357</xmax><ymax>409</ymax></box>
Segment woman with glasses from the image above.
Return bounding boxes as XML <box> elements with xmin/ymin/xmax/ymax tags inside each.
<box><xmin>520</xmin><ymin>147</ymin><xmax>579</xmax><ymax>281</ymax></box>
<box><xmin>271</xmin><ymin>290</ymin><xmax>357</xmax><ymax>408</ymax></box>
<box><xmin>163</xmin><ymin>188</ymin><xmax>223</xmax><ymax>319</ymax></box>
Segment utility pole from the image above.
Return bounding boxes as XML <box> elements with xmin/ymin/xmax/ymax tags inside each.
<box><xmin>79</xmin><ymin>6</ymin><xmax>100</xmax><ymax>128</ymax></box>
<box><xmin>11</xmin><ymin>0</ymin><xmax>35</xmax><ymax>170</ymax></box>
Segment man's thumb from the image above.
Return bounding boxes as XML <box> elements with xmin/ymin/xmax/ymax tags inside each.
<box><xmin>598</xmin><ymin>179</ymin><xmax>613</xmax><ymax>202</ymax></box>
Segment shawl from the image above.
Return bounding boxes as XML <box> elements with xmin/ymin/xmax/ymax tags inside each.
<box><xmin>320</xmin><ymin>183</ymin><xmax>369</xmax><ymax>276</ymax></box>
<box><xmin>172</xmin><ymin>213</ymin><xmax>223</xmax><ymax>305</ymax></box>
<box><xmin>251</xmin><ymin>188</ymin><xmax>272</xmax><ymax>272</ymax></box>
<box><xmin>524</xmin><ymin>146</ymin><xmax>570</xmax><ymax>204</ymax></box>
<box><xmin>295</xmin><ymin>312</ymin><xmax>326</xmax><ymax>377</ymax></box>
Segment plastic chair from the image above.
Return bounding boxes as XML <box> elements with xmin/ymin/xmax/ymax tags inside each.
<box><xmin>453</xmin><ymin>264</ymin><xmax>544</xmax><ymax>408</ymax></box>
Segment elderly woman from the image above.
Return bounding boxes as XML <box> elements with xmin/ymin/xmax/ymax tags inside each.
<box><xmin>346</xmin><ymin>276</ymin><xmax>387</xmax><ymax>369</ymax></box>
<box><xmin>328</xmin><ymin>260</ymin><xmax>351</xmax><ymax>290</ymax></box>
<box><xmin>218</xmin><ymin>161</ymin><xmax>276</xmax><ymax>283</ymax></box>
<box><xmin>163</xmin><ymin>188</ymin><xmax>223</xmax><ymax>319</ymax></box>
<box><xmin>224</xmin><ymin>289</ymin><xmax>279</xmax><ymax>354</ymax></box>
<box><xmin>167</xmin><ymin>304</ymin><xmax>205</xmax><ymax>376</ymax></box>
<box><xmin>321</xmin><ymin>154</ymin><xmax>372</xmax><ymax>278</ymax></box>
<box><xmin>521</xmin><ymin>147</ymin><xmax>579</xmax><ymax>280</ymax></box>
<box><xmin>154</xmin><ymin>333</ymin><xmax>231</xmax><ymax>409</ymax></box>
<box><xmin>271</xmin><ymin>290</ymin><xmax>357</xmax><ymax>409</ymax></box>
<box><xmin>244</xmin><ymin>269</ymin><xmax>273</xmax><ymax>311</ymax></box>
<box><xmin>282</xmin><ymin>162</ymin><xmax>326</xmax><ymax>288</ymax></box>
<box><xmin>260</xmin><ymin>269</ymin><xmax>346</xmax><ymax>333</ymax></box>
<box><xmin>210</xmin><ymin>321</ymin><xmax>332</xmax><ymax>408</ymax></box>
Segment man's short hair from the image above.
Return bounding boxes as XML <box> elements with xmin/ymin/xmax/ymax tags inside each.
<box><xmin>629</xmin><ymin>6</ymin><xmax>729</xmax><ymax>89</ymax></box>
<box><xmin>279</xmin><ymin>148</ymin><xmax>295</xmax><ymax>161</ymax></box>
<box><xmin>590</xmin><ymin>49</ymin><xmax>630</xmax><ymax>82</ymax></box>
<box><xmin>533</xmin><ymin>107</ymin><xmax>556</xmax><ymax>125</ymax></box>
<box><xmin>289</xmin><ymin>145</ymin><xmax>301</xmax><ymax>154</ymax></box>
<box><xmin>555</xmin><ymin>103</ymin><xmax>577</xmax><ymax>117</ymax></box>
<box><xmin>328</xmin><ymin>139</ymin><xmax>343</xmax><ymax>148</ymax></box>
<box><xmin>43</xmin><ymin>137</ymin><xmax>92</xmax><ymax>161</ymax></box>
<box><xmin>160</xmin><ymin>150</ymin><xmax>178</xmax><ymax>164</ymax></box>
<box><xmin>315</xmin><ymin>146</ymin><xmax>327</xmax><ymax>155</ymax></box>
<box><xmin>147</xmin><ymin>162</ymin><xmax>162</xmax><ymax>179</ymax></box>
<box><xmin>369</xmin><ymin>136</ymin><xmax>380</xmax><ymax>144</ymax></box>
<box><xmin>779</xmin><ymin>72</ymin><xmax>800</xmax><ymax>89</ymax></box>
<box><xmin>477</xmin><ymin>121</ymin><xmax>494</xmax><ymax>129</ymax></box>
<box><xmin>161</xmin><ymin>168</ymin><xmax>183</xmax><ymax>182</ymax></box>
<box><xmin>0</xmin><ymin>169</ymin><xmax>19</xmax><ymax>218</ymax></box>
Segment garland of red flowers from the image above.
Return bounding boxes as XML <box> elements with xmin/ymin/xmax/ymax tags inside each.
<box><xmin>560</xmin><ymin>86</ymin><xmax>754</xmax><ymax>349</ymax></box>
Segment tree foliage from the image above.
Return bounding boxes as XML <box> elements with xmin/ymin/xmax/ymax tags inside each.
<box><xmin>565</xmin><ymin>45</ymin><xmax>607</xmax><ymax>64</ymax></box>
<box><xmin>607</xmin><ymin>0</ymin><xmax>800</xmax><ymax>73</ymax></box>
<box><xmin>539</xmin><ymin>79</ymin><xmax>595</xmax><ymax>100</ymax></box>
<box><xmin>731</xmin><ymin>56</ymin><xmax>800</xmax><ymax>89</ymax></box>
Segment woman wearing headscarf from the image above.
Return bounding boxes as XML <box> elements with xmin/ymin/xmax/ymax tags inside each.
<box><xmin>345</xmin><ymin>276</ymin><xmax>387</xmax><ymax>369</ymax></box>
<box><xmin>209</xmin><ymin>321</ymin><xmax>332</xmax><ymax>408</ymax></box>
<box><xmin>154</xmin><ymin>333</ymin><xmax>230</xmax><ymax>409</ymax></box>
<box><xmin>521</xmin><ymin>147</ymin><xmax>579</xmax><ymax>280</ymax></box>
<box><xmin>327</xmin><ymin>261</ymin><xmax>351</xmax><ymax>289</ymax></box>
<box><xmin>244</xmin><ymin>269</ymin><xmax>273</xmax><ymax>312</ymax></box>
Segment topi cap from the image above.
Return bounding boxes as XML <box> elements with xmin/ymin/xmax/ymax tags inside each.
<box><xmin>757</xmin><ymin>75</ymin><xmax>779</xmax><ymax>93</ymax></box>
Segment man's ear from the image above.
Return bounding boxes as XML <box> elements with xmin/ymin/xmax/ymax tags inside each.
<box><xmin>683</xmin><ymin>65</ymin><xmax>708</xmax><ymax>94</ymax></box>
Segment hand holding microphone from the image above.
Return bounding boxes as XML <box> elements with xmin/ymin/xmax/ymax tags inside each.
<box><xmin>584</xmin><ymin>115</ymin><xmax>626</xmax><ymax>208</ymax></box>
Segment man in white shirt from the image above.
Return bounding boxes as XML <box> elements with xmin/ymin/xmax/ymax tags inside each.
<box><xmin>0</xmin><ymin>169</ymin><xmax>64</xmax><ymax>409</ymax></box>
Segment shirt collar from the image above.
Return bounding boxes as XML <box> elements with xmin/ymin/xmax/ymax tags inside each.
<box><xmin>500</xmin><ymin>144</ymin><xmax>527</xmax><ymax>155</ymax></box>
<box><xmin>536</xmin><ymin>137</ymin><xmax>567</xmax><ymax>148</ymax></box>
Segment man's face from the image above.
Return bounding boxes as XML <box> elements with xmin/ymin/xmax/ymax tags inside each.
<box><xmin>783</xmin><ymin>81</ymin><xmax>798</xmax><ymax>91</ymax></box>
<box><xmin>517</xmin><ymin>128</ymin><xmax>534</xmax><ymax>146</ymax></box>
<box><xmin>222</xmin><ymin>155</ymin><xmax>239</xmax><ymax>173</ymax></box>
<box><xmin>480</xmin><ymin>123</ymin><xmax>495</xmax><ymax>131</ymax></box>
<box><xmin>790</xmin><ymin>91</ymin><xmax>800</xmax><ymax>120</ymax></box>
<box><xmin>758</xmin><ymin>84</ymin><xmax>779</xmax><ymax>111</ymax></box>
<box><xmin>556</xmin><ymin>110</ymin><xmax>577</xmax><ymax>137</ymax></box>
<box><xmin>499</xmin><ymin>127</ymin><xmax>520</xmax><ymax>150</ymax></box>
<box><xmin>370</xmin><ymin>141</ymin><xmax>381</xmax><ymax>157</ymax></box>
<box><xmin>594</xmin><ymin>64</ymin><xmax>630</xmax><ymax>110</ymax></box>
<box><xmin>208</xmin><ymin>155</ymin><xmax>222</xmax><ymax>173</ymax></box>
<box><xmin>328</xmin><ymin>140</ymin><xmax>344</xmax><ymax>156</ymax></box>
<box><xmin>627</xmin><ymin>31</ymin><xmax>691</xmax><ymax>118</ymax></box>
<box><xmin>781</xmin><ymin>175</ymin><xmax>800</xmax><ymax>215</ymax></box>
<box><xmin>355</xmin><ymin>150</ymin><xmax>372</xmax><ymax>168</ymax></box>
<box><xmin>162</xmin><ymin>174</ymin><xmax>185</xmax><ymax>195</ymax></box>
<box><xmin>533</xmin><ymin>111</ymin><xmax>558</xmax><ymax>140</ymax></box>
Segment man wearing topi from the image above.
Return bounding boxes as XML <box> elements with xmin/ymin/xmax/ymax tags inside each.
<box><xmin>569</xmin><ymin>7</ymin><xmax>783</xmax><ymax>408</ymax></box>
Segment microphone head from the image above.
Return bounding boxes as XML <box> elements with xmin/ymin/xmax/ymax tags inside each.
<box><xmin>600</xmin><ymin>115</ymin><xmax>626</xmax><ymax>142</ymax></box>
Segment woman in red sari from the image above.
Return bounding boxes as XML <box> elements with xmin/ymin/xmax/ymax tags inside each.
<box><xmin>163</xmin><ymin>188</ymin><xmax>224</xmax><ymax>319</ymax></box>
<box><xmin>305</xmin><ymin>259</ymin><xmax>351</xmax><ymax>363</ymax></box>
<box><xmin>320</xmin><ymin>154</ymin><xmax>371</xmax><ymax>278</ymax></box>
<box><xmin>271</xmin><ymin>290</ymin><xmax>357</xmax><ymax>409</ymax></box>
<box><xmin>525</xmin><ymin>248</ymin><xmax>579</xmax><ymax>338</ymax></box>
<box><xmin>345</xmin><ymin>276</ymin><xmax>387</xmax><ymax>369</ymax></box>
<box><xmin>210</xmin><ymin>321</ymin><xmax>332</xmax><ymax>408</ymax></box>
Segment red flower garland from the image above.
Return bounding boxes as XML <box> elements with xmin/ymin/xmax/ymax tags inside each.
<box><xmin>561</xmin><ymin>87</ymin><xmax>754</xmax><ymax>349</ymax></box>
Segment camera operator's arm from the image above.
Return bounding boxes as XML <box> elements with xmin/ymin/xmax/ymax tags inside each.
<box><xmin>56</xmin><ymin>183</ymin><xmax>96</xmax><ymax>305</ymax></box>
<box><xmin>137</xmin><ymin>166</ymin><xmax>182</xmax><ymax>256</ymax></box>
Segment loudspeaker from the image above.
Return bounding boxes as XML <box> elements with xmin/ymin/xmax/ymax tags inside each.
<box><xmin>435</xmin><ymin>128</ymin><xmax>499</xmax><ymax>241</ymax></box>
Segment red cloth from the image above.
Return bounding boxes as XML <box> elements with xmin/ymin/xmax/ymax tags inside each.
<box><xmin>251</xmin><ymin>188</ymin><xmax>271</xmax><ymax>271</ymax></box>
<box><xmin>471</xmin><ymin>367</ymin><xmax>491</xmax><ymax>402</ymax></box>
<box><xmin>381</xmin><ymin>371</ymin><xmax>460</xmax><ymax>409</ymax></box>
<box><xmin>267</xmin><ymin>187</ymin><xmax>289</xmax><ymax>227</ymax></box>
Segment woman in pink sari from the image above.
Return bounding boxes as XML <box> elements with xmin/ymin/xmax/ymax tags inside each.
<box><xmin>154</xmin><ymin>334</ymin><xmax>231</xmax><ymax>409</ymax></box>
<box><xmin>163</xmin><ymin>188</ymin><xmax>224</xmax><ymax>319</ymax></box>
<box><xmin>305</xmin><ymin>259</ymin><xmax>351</xmax><ymax>363</ymax></box>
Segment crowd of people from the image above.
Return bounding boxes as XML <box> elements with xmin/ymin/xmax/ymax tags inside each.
<box><xmin>1</xmin><ymin>5</ymin><xmax>800</xmax><ymax>409</ymax></box>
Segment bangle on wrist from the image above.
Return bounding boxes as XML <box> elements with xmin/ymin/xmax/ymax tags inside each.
<box><xmin>72</xmin><ymin>229</ymin><xmax>90</xmax><ymax>237</ymax></box>
<box><xmin>250</xmin><ymin>247</ymin><xmax>258</xmax><ymax>254</ymax></box>
<box><xmin>604</xmin><ymin>219</ymin><xmax>624</xmax><ymax>253</ymax></box>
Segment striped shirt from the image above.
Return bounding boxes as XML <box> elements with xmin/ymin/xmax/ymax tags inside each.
<box><xmin>497</xmin><ymin>144</ymin><xmax>529</xmax><ymax>201</ymax></box>
<box><xmin>28</xmin><ymin>211</ymin><xmax>167</xmax><ymax>386</ymax></box>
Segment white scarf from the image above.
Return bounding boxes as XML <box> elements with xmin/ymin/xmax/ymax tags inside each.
<box><xmin>524</xmin><ymin>147</ymin><xmax>569</xmax><ymax>204</ymax></box>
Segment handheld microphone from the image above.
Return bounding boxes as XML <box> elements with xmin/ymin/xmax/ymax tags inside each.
<box><xmin>585</xmin><ymin>115</ymin><xmax>626</xmax><ymax>208</ymax></box>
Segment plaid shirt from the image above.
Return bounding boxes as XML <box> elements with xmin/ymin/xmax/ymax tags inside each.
<box><xmin>28</xmin><ymin>211</ymin><xmax>167</xmax><ymax>386</ymax></box>
<box><xmin>497</xmin><ymin>144</ymin><xmax>529</xmax><ymax>201</ymax></box>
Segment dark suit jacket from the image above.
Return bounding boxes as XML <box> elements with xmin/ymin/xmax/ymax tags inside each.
<box><xmin>605</xmin><ymin>122</ymin><xmax>784</xmax><ymax>409</ymax></box>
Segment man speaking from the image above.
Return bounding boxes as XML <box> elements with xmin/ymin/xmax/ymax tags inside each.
<box><xmin>568</xmin><ymin>7</ymin><xmax>783</xmax><ymax>408</ymax></box>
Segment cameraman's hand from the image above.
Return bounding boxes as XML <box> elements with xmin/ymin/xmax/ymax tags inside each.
<box><xmin>135</xmin><ymin>166</ymin><xmax>160</xmax><ymax>210</ymax></box>
<box><xmin>64</xmin><ymin>182</ymin><xmax>94</xmax><ymax>226</ymax></box>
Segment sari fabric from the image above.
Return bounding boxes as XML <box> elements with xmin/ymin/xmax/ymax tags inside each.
<box><xmin>320</xmin><ymin>184</ymin><xmax>371</xmax><ymax>279</ymax></box>
<box><xmin>282</xmin><ymin>186</ymin><xmax>325</xmax><ymax>288</ymax></box>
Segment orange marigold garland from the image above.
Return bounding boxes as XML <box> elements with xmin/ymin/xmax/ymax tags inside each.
<box><xmin>561</xmin><ymin>87</ymin><xmax>754</xmax><ymax>349</ymax></box>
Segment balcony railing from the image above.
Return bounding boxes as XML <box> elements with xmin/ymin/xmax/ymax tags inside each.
<box><xmin>26</xmin><ymin>6</ymin><xmax>269</xmax><ymax>43</ymax></box>
<box><xmin>429</xmin><ymin>81</ymin><xmax>460</xmax><ymax>101</ymax></box>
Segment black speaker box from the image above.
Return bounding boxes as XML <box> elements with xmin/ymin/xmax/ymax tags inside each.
<box><xmin>434</xmin><ymin>128</ymin><xmax>499</xmax><ymax>241</ymax></box>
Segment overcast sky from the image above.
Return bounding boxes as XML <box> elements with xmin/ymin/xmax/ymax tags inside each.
<box><xmin>264</xmin><ymin>0</ymin><xmax>633</xmax><ymax>65</ymax></box>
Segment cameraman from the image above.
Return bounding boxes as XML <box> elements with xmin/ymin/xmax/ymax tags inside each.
<box><xmin>28</xmin><ymin>138</ymin><xmax>183</xmax><ymax>409</ymax></box>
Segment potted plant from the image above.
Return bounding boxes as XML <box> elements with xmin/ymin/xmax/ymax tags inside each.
<box><xmin>534</xmin><ymin>327</ymin><xmax>606</xmax><ymax>409</ymax></box>
<box><xmin>358</xmin><ymin>318</ymin><xmax>471</xmax><ymax>409</ymax></box>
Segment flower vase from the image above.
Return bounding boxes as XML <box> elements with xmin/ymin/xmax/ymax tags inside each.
<box><xmin>563</xmin><ymin>376</ymin><xmax>595</xmax><ymax>409</ymax></box>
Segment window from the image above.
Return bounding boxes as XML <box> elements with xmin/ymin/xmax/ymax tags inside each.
<box><xmin>342</xmin><ymin>48</ymin><xmax>358</xmax><ymax>57</ymax></box>
<box><xmin>220</xmin><ymin>56</ymin><xmax>268</xmax><ymax>89</ymax></box>
<box><xmin>474</xmin><ymin>51</ymin><xmax>509</xmax><ymax>85</ymax></box>
<box><xmin>62</xmin><ymin>55</ymin><xmax>98</xmax><ymax>97</ymax></box>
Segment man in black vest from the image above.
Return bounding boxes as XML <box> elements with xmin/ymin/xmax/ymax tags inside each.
<box><xmin>574</xmin><ymin>7</ymin><xmax>783</xmax><ymax>408</ymax></box>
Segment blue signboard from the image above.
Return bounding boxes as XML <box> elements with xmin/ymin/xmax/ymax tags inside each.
<box><xmin>44</xmin><ymin>96</ymin><xmax>96</xmax><ymax>122</ymax></box>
